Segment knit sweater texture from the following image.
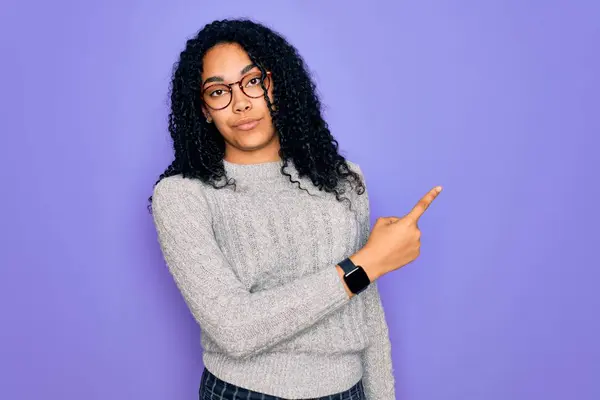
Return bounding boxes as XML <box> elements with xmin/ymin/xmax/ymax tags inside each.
<box><xmin>151</xmin><ymin>159</ymin><xmax>395</xmax><ymax>399</ymax></box>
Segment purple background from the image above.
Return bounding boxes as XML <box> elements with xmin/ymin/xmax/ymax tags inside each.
<box><xmin>1</xmin><ymin>1</ymin><xmax>599</xmax><ymax>399</ymax></box>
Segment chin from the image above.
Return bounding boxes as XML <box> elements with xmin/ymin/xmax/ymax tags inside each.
<box><xmin>235</xmin><ymin>130</ymin><xmax>276</xmax><ymax>148</ymax></box>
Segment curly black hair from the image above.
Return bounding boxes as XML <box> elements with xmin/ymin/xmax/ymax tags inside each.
<box><xmin>150</xmin><ymin>18</ymin><xmax>365</xmax><ymax>210</ymax></box>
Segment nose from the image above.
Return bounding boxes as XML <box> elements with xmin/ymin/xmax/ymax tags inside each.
<box><xmin>231</xmin><ymin>85</ymin><xmax>252</xmax><ymax>113</ymax></box>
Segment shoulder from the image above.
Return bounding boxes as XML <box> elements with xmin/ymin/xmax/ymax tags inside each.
<box><xmin>153</xmin><ymin>174</ymin><xmax>207</xmax><ymax>195</ymax></box>
<box><xmin>345</xmin><ymin>160</ymin><xmax>363</xmax><ymax>175</ymax></box>
<box><xmin>152</xmin><ymin>174</ymin><xmax>209</xmax><ymax>211</ymax></box>
<box><xmin>345</xmin><ymin>160</ymin><xmax>367</xmax><ymax>185</ymax></box>
<box><xmin>344</xmin><ymin>160</ymin><xmax>368</xmax><ymax>190</ymax></box>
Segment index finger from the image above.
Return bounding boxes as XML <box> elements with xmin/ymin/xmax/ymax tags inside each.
<box><xmin>406</xmin><ymin>186</ymin><xmax>443</xmax><ymax>222</ymax></box>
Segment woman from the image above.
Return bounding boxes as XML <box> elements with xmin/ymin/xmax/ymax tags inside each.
<box><xmin>150</xmin><ymin>18</ymin><xmax>441</xmax><ymax>400</ymax></box>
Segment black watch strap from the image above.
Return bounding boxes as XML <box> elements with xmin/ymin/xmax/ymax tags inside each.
<box><xmin>338</xmin><ymin>258</ymin><xmax>360</xmax><ymax>275</ymax></box>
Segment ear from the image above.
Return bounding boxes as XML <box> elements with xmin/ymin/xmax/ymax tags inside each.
<box><xmin>201</xmin><ymin>106</ymin><xmax>212</xmax><ymax>123</ymax></box>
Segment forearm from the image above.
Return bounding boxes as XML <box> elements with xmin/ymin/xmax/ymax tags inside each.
<box><xmin>172</xmin><ymin>259</ymin><xmax>351</xmax><ymax>359</ymax></box>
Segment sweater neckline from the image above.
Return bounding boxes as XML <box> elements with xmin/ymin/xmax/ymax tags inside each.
<box><xmin>223</xmin><ymin>158</ymin><xmax>287</xmax><ymax>182</ymax></box>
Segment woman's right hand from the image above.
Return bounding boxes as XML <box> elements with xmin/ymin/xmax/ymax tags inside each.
<box><xmin>351</xmin><ymin>186</ymin><xmax>443</xmax><ymax>281</ymax></box>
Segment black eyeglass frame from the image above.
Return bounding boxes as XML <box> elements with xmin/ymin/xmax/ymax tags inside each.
<box><xmin>201</xmin><ymin>71</ymin><xmax>272</xmax><ymax>111</ymax></box>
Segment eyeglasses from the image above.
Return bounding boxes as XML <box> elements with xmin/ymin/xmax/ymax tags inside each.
<box><xmin>202</xmin><ymin>71</ymin><xmax>272</xmax><ymax>110</ymax></box>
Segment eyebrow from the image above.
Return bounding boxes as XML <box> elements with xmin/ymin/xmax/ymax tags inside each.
<box><xmin>203</xmin><ymin>64</ymin><xmax>257</xmax><ymax>85</ymax></box>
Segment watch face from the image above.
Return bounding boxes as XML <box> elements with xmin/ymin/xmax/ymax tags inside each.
<box><xmin>345</xmin><ymin>266</ymin><xmax>370</xmax><ymax>294</ymax></box>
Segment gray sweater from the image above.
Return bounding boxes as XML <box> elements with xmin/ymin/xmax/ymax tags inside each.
<box><xmin>151</xmin><ymin>159</ymin><xmax>395</xmax><ymax>399</ymax></box>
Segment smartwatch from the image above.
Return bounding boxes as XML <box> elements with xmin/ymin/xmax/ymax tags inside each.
<box><xmin>338</xmin><ymin>257</ymin><xmax>371</xmax><ymax>295</ymax></box>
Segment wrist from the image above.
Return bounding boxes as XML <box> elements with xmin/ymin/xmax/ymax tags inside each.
<box><xmin>349</xmin><ymin>249</ymin><xmax>383</xmax><ymax>282</ymax></box>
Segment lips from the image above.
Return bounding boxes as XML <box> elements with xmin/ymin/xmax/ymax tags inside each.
<box><xmin>233</xmin><ymin>117</ymin><xmax>261</xmax><ymax>131</ymax></box>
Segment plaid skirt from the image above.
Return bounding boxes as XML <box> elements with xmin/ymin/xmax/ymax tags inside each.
<box><xmin>199</xmin><ymin>367</ymin><xmax>365</xmax><ymax>400</ymax></box>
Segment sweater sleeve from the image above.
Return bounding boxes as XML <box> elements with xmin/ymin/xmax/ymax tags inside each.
<box><xmin>361</xmin><ymin>283</ymin><xmax>396</xmax><ymax>399</ymax></box>
<box><xmin>352</xmin><ymin>164</ymin><xmax>396</xmax><ymax>399</ymax></box>
<box><xmin>151</xmin><ymin>176</ymin><xmax>351</xmax><ymax>360</ymax></box>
